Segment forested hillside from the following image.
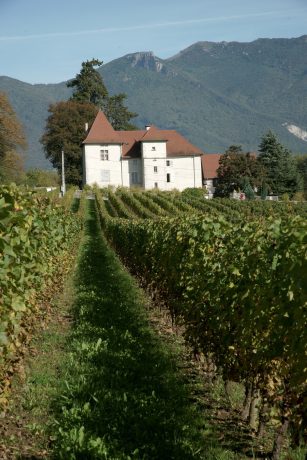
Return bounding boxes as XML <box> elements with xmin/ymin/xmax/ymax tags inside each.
<box><xmin>1</xmin><ymin>35</ymin><xmax>307</xmax><ymax>169</ymax></box>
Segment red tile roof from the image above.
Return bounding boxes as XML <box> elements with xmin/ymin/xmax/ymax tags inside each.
<box><xmin>117</xmin><ymin>130</ymin><xmax>147</xmax><ymax>158</ymax></box>
<box><xmin>83</xmin><ymin>111</ymin><xmax>204</xmax><ymax>158</ymax></box>
<box><xmin>161</xmin><ymin>130</ymin><xmax>203</xmax><ymax>157</ymax></box>
<box><xmin>83</xmin><ymin>111</ymin><xmax>120</xmax><ymax>144</ymax></box>
<box><xmin>201</xmin><ymin>154</ymin><xmax>222</xmax><ymax>179</ymax></box>
<box><xmin>141</xmin><ymin>125</ymin><xmax>168</xmax><ymax>141</ymax></box>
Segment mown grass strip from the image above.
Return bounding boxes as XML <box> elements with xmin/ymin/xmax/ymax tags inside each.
<box><xmin>52</xmin><ymin>199</ymin><xmax>212</xmax><ymax>459</ymax></box>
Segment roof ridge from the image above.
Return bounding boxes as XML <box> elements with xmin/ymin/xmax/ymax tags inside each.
<box><xmin>83</xmin><ymin>110</ymin><xmax>121</xmax><ymax>144</ymax></box>
<box><xmin>141</xmin><ymin>125</ymin><xmax>168</xmax><ymax>141</ymax></box>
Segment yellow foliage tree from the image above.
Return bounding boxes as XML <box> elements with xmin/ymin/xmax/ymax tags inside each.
<box><xmin>0</xmin><ymin>92</ymin><xmax>26</xmax><ymax>183</ymax></box>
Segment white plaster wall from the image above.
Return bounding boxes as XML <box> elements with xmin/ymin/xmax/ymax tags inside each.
<box><xmin>84</xmin><ymin>142</ymin><xmax>202</xmax><ymax>191</ymax></box>
<box><xmin>164</xmin><ymin>156</ymin><xmax>202</xmax><ymax>191</ymax></box>
<box><xmin>204</xmin><ymin>179</ymin><xmax>216</xmax><ymax>195</ymax></box>
<box><xmin>142</xmin><ymin>141</ymin><xmax>167</xmax><ymax>159</ymax></box>
<box><xmin>84</xmin><ymin>144</ymin><xmax>123</xmax><ymax>187</ymax></box>
<box><xmin>142</xmin><ymin>155</ymin><xmax>202</xmax><ymax>190</ymax></box>
<box><xmin>142</xmin><ymin>141</ymin><xmax>166</xmax><ymax>189</ymax></box>
<box><xmin>143</xmin><ymin>158</ymin><xmax>167</xmax><ymax>189</ymax></box>
<box><xmin>122</xmin><ymin>159</ymin><xmax>143</xmax><ymax>187</ymax></box>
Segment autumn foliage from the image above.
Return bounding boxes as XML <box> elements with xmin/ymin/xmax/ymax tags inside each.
<box><xmin>0</xmin><ymin>92</ymin><xmax>26</xmax><ymax>182</ymax></box>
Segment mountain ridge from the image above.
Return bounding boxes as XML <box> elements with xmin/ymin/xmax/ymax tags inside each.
<box><xmin>1</xmin><ymin>35</ymin><xmax>307</xmax><ymax>169</ymax></box>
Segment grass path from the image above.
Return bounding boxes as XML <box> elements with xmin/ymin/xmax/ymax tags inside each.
<box><xmin>1</xmin><ymin>197</ymin><xmax>305</xmax><ymax>459</ymax></box>
<box><xmin>0</xmin><ymin>198</ymin><xmax>258</xmax><ymax>459</ymax></box>
<box><xmin>52</xmin><ymin>198</ymin><xmax>211</xmax><ymax>459</ymax></box>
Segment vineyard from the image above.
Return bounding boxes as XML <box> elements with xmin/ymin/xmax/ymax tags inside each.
<box><xmin>0</xmin><ymin>186</ymin><xmax>306</xmax><ymax>459</ymax></box>
<box><xmin>96</xmin><ymin>187</ymin><xmax>307</xmax><ymax>458</ymax></box>
<box><xmin>0</xmin><ymin>185</ymin><xmax>81</xmax><ymax>401</ymax></box>
<box><xmin>95</xmin><ymin>187</ymin><xmax>307</xmax><ymax>221</ymax></box>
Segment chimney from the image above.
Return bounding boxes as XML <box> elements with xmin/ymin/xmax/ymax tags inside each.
<box><xmin>85</xmin><ymin>122</ymin><xmax>89</xmax><ymax>132</ymax></box>
<box><xmin>145</xmin><ymin>125</ymin><xmax>151</xmax><ymax>131</ymax></box>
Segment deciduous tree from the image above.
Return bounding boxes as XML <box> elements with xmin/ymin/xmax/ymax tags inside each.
<box><xmin>214</xmin><ymin>145</ymin><xmax>264</xmax><ymax>197</ymax></box>
<box><xmin>42</xmin><ymin>59</ymin><xmax>138</xmax><ymax>185</ymax></box>
<box><xmin>0</xmin><ymin>92</ymin><xmax>26</xmax><ymax>182</ymax></box>
<box><xmin>41</xmin><ymin>101</ymin><xmax>97</xmax><ymax>186</ymax></box>
<box><xmin>0</xmin><ymin>149</ymin><xmax>24</xmax><ymax>184</ymax></box>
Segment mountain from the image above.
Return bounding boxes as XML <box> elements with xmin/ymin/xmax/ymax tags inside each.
<box><xmin>1</xmin><ymin>36</ymin><xmax>307</xmax><ymax>169</ymax></box>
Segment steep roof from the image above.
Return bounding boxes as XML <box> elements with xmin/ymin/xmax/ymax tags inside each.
<box><xmin>141</xmin><ymin>125</ymin><xmax>168</xmax><ymax>141</ymax></box>
<box><xmin>117</xmin><ymin>131</ymin><xmax>146</xmax><ymax>158</ymax></box>
<box><xmin>83</xmin><ymin>111</ymin><xmax>204</xmax><ymax>157</ymax></box>
<box><xmin>201</xmin><ymin>154</ymin><xmax>222</xmax><ymax>179</ymax></box>
<box><xmin>159</xmin><ymin>130</ymin><xmax>203</xmax><ymax>157</ymax></box>
<box><xmin>83</xmin><ymin>111</ymin><xmax>120</xmax><ymax>144</ymax></box>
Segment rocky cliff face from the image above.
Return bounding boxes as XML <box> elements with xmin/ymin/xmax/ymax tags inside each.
<box><xmin>125</xmin><ymin>52</ymin><xmax>165</xmax><ymax>73</ymax></box>
<box><xmin>285</xmin><ymin>123</ymin><xmax>307</xmax><ymax>142</ymax></box>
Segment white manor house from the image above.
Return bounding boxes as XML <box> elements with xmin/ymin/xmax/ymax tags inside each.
<box><xmin>83</xmin><ymin>111</ymin><xmax>203</xmax><ymax>190</ymax></box>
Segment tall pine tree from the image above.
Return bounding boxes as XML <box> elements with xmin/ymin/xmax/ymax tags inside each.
<box><xmin>68</xmin><ymin>59</ymin><xmax>137</xmax><ymax>130</ymax></box>
<box><xmin>67</xmin><ymin>59</ymin><xmax>108</xmax><ymax>107</ymax></box>
<box><xmin>258</xmin><ymin>131</ymin><xmax>302</xmax><ymax>196</ymax></box>
<box><xmin>42</xmin><ymin>59</ymin><xmax>138</xmax><ymax>185</ymax></box>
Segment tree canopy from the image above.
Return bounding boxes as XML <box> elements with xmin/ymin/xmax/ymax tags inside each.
<box><xmin>68</xmin><ymin>59</ymin><xmax>138</xmax><ymax>130</ymax></box>
<box><xmin>0</xmin><ymin>92</ymin><xmax>26</xmax><ymax>183</ymax></box>
<box><xmin>41</xmin><ymin>101</ymin><xmax>97</xmax><ymax>186</ymax></box>
<box><xmin>258</xmin><ymin>131</ymin><xmax>302</xmax><ymax>196</ymax></box>
<box><xmin>0</xmin><ymin>149</ymin><xmax>25</xmax><ymax>184</ymax></box>
<box><xmin>296</xmin><ymin>155</ymin><xmax>307</xmax><ymax>199</ymax></box>
<box><xmin>214</xmin><ymin>145</ymin><xmax>264</xmax><ymax>197</ymax></box>
<box><xmin>24</xmin><ymin>168</ymin><xmax>59</xmax><ymax>187</ymax></box>
<box><xmin>42</xmin><ymin>59</ymin><xmax>139</xmax><ymax>185</ymax></box>
<box><xmin>67</xmin><ymin>59</ymin><xmax>108</xmax><ymax>107</ymax></box>
<box><xmin>214</xmin><ymin>134</ymin><xmax>303</xmax><ymax>198</ymax></box>
<box><xmin>104</xmin><ymin>93</ymin><xmax>138</xmax><ymax>131</ymax></box>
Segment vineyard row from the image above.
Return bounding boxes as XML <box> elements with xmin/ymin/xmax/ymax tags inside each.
<box><xmin>96</xmin><ymin>190</ymin><xmax>307</xmax><ymax>455</ymax></box>
<box><xmin>95</xmin><ymin>187</ymin><xmax>307</xmax><ymax>221</ymax></box>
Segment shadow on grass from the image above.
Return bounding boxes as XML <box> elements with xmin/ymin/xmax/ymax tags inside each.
<box><xmin>52</xmin><ymin>200</ymin><xmax>210</xmax><ymax>459</ymax></box>
<box><xmin>70</xmin><ymin>197</ymin><xmax>80</xmax><ymax>213</ymax></box>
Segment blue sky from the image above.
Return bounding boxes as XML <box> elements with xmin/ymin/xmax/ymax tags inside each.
<box><xmin>1</xmin><ymin>0</ymin><xmax>306</xmax><ymax>84</ymax></box>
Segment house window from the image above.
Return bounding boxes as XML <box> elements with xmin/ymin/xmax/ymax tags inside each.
<box><xmin>166</xmin><ymin>160</ymin><xmax>172</xmax><ymax>166</ymax></box>
<box><xmin>166</xmin><ymin>173</ymin><xmax>171</xmax><ymax>183</ymax></box>
<box><xmin>154</xmin><ymin>166</ymin><xmax>158</xmax><ymax>173</ymax></box>
<box><xmin>154</xmin><ymin>182</ymin><xmax>158</xmax><ymax>188</ymax></box>
<box><xmin>100</xmin><ymin>150</ymin><xmax>109</xmax><ymax>161</ymax></box>
<box><xmin>131</xmin><ymin>172</ymin><xmax>138</xmax><ymax>184</ymax></box>
<box><xmin>101</xmin><ymin>170</ymin><xmax>110</xmax><ymax>182</ymax></box>
<box><xmin>151</xmin><ymin>146</ymin><xmax>156</xmax><ymax>151</ymax></box>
